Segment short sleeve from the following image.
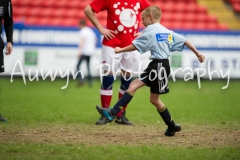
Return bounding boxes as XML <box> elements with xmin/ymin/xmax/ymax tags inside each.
<box><xmin>90</xmin><ymin>0</ymin><xmax>109</xmax><ymax>13</ymax></box>
<box><xmin>170</xmin><ymin>33</ymin><xmax>187</xmax><ymax>52</ymax></box>
<box><xmin>132</xmin><ymin>34</ymin><xmax>152</xmax><ymax>54</ymax></box>
<box><xmin>139</xmin><ymin>0</ymin><xmax>150</xmax><ymax>11</ymax></box>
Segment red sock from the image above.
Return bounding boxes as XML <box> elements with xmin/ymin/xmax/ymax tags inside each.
<box><xmin>100</xmin><ymin>89</ymin><xmax>112</xmax><ymax>108</ymax></box>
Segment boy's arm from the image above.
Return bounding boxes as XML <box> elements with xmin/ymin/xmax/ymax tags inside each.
<box><xmin>114</xmin><ymin>44</ymin><xmax>137</xmax><ymax>54</ymax></box>
<box><xmin>184</xmin><ymin>40</ymin><xmax>205</xmax><ymax>63</ymax></box>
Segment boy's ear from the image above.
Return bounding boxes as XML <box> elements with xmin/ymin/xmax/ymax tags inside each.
<box><xmin>150</xmin><ymin>14</ymin><xmax>154</xmax><ymax>19</ymax></box>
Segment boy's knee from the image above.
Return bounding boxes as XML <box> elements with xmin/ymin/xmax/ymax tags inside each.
<box><xmin>150</xmin><ymin>97</ymin><xmax>158</xmax><ymax>105</ymax></box>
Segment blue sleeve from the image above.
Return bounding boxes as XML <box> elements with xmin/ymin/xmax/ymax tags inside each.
<box><xmin>132</xmin><ymin>34</ymin><xmax>152</xmax><ymax>54</ymax></box>
<box><xmin>170</xmin><ymin>33</ymin><xmax>187</xmax><ymax>52</ymax></box>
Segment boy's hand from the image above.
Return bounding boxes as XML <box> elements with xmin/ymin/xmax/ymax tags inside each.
<box><xmin>197</xmin><ymin>54</ymin><xmax>205</xmax><ymax>63</ymax></box>
<box><xmin>114</xmin><ymin>47</ymin><xmax>122</xmax><ymax>54</ymax></box>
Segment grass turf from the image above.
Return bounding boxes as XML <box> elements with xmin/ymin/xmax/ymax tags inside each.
<box><xmin>0</xmin><ymin>77</ymin><xmax>239</xmax><ymax>160</ymax></box>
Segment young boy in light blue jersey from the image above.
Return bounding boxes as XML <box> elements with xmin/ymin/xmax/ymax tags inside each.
<box><xmin>96</xmin><ymin>6</ymin><xmax>205</xmax><ymax>136</ymax></box>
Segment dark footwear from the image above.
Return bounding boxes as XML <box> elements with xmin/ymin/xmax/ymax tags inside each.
<box><xmin>0</xmin><ymin>113</ymin><xmax>7</xmax><ymax>122</ymax></box>
<box><xmin>96</xmin><ymin>105</ymin><xmax>115</xmax><ymax>122</ymax></box>
<box><xmin>77</xmin><ymin>81</ymin><xmax>85</xmax><ymax>87</ymax></box>
<box><xmin>115</xmin><ymin>116</ymin><xmax>133</xmax><ymax>125</ymax></box>
<box><xmin>96</xmin><ymin>115</ymin><xmax>108</xmax><ymax>125</ymax></box>
<box><xmin>165</xmin><ymin>124</ymin><xmax>181</xmax><ymax>136</ymax></box>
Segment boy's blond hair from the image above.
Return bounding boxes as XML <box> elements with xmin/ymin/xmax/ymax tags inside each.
<box><xmin>142</xmin><ymin>6</ymin><xmax>162</xmax><ymax>21</ymax></box>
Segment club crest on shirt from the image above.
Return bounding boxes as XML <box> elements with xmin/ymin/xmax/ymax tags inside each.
<box><xmin>156</xmin><ymin>33</ymin><xmax>174</xmax><ymax>43</ymax></box>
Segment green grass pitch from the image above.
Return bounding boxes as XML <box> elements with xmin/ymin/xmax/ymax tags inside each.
<box><xmin>0</xmin><ymin>77</ymin><xmax>240</xmax><ymax>160</ymax></box>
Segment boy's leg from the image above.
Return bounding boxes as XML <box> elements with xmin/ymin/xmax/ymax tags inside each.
<box><xmin>97</xmin><ymin>79</ymin><xmax>145</xmax><ymax>122</ymax></box>
<box><xmin>115</xmin><ymin>76</ymin><xmax>132</xmax><ymax>125</ymax></box>
<box><xmin>150</xmin><ymin>93</ymin><xmax>181</xmax><ymax>136</ymax></box>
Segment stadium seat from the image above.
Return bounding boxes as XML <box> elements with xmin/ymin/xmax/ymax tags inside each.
<box><xmin>53</xmin><ymin>1</ymin><xmax>68</xmax><ymax>8</ymax></box>
<box><xmin>183</xmin><ymin>13</ymin><xmax>196</xmax><ymax>23</ymax></box>
<box><xmin>25</xmin><ymin>17</ymin><xmax>39</xmax><ymax>26</ymax></box>
<box><xmin>60</xmin><ymin>18</ymin><xmax>79</xmax><ymax>27</ymax></box>
<box><xmin>25</xmin><ymin>7</ymin><xmax>42</xmax><ymax>17</ymax></box>
<box><xmin>194</xmin><ymin>22</ymin><xmax>207</xmax><ymax>30</ymax></box>
<box><xmin>11</xmin><ymin>0</ymin><xmax>30</xmax><ymax>7</ymax></box>
<box><xmin>13</xmin><ymin>15</ymin><xmax>25</xmax><ymax>23</ymax></box>
<box><xmin>78</xmin><ymin>1</ymin><xmax>91</xmax><ymax>9</ymax></box>
<box><xmin>161</xmin><ymin>12</ymin><xmax>174</xmax><ymax>22</ymax></box>
<box><xmin>12</xmin><ymin>0</ymin><xmax>232</xmax><ymax>29</ymax></box>
<box><xmin>217</xmin><ymin>24</ymin><xmax>229</xmax><ymax>31</ymax></box>
<box><xmin>51</xmin><ymin>8</ymin><xmax>66</xmax><ymax>18</ymax></box>
<box><xmin>195</xmin><ymin>13</ymin><xmax>209</xmax><ymax>23</ymax></box>
<box><xmin>28</xmin><ymin>1</ymin><xmax>43</xmax><ymax>7</ymax></box>
<box><xmin>42</xmin><ymin>1</ymin><xmax>55</xmax><ymax>7</ymax></box>
<box><xmin>206</xmin><ymin>15</ymin><xmax>218</xmax><ymax>23</ymax></box>
<box><xmin>182</xmin><ymin>22</ymin><xmax>195</xmax><ymax>30</ymax></box>
<box><xmin>173</xmin><ymin>2</ymin><xmax>188</xmax><ymax>13</ymax></box>
<box><xmin>13</xmin><ymin>7</ymin><xmax>28</xmax><ymax>17</ymax></box>
<box><xmin>233</xmin><ymin>3</ymin><xmax>240</xmax><ymax>13</ymax></box>
<box><xmin>38</xmin><ymin>8</ymin><xmax>53</xmax><ymax>18</ymax></box>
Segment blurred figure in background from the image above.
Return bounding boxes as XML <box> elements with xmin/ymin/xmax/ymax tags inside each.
<box><xmin>0</xmin><ymin>0</ymin><xmax>14</xmax><ymax>122</ymax></box>
<box><xmin>76</xmin><ymin>18</ymin><xmax>97</xmax><ymax>87</ymax></box>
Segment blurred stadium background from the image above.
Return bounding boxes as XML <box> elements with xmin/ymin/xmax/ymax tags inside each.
<box><xmin>1</xmin><ymin>0</ymin><xmax>240</xmax><ymax>79</ymax></box>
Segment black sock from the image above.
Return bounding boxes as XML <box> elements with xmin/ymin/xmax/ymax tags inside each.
<box><xmin>157</xmin><ymin>106</ymin><xmax>175</xmax><ymax>128</ymax></box>
<box><xmin>110</xmin><ymin>91</ymin><xmax>133</xmax><ymax>116</ymax></box>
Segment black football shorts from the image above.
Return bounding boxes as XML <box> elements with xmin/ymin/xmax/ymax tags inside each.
<box><xmin>139</xmin><ymin>59</ymin><xmax>170</xmax><ymax>94</ymax></box>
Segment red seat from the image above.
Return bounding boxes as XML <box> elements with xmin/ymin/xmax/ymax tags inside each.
<box><xmin>28</xmin><ymin>1</ymin><xmax>43</xmax><ymax>7</ymax></box>
<box><xmin>13</xmin><ymin>6</ymin><xmax>28</xmax><ymax>17</ymax></box>
<box><xmin>65</xmin><ymin>0</ymin><xmax>89</xmax><ymax>9</ymax></box>
<box><xmin>217</xmin><ymin>24</ymin><xmax>229</xmax><ymax>31</ymax></box>
<box><xmin>53</xmin><ymin>1</ymin><xmax>68</xmax><ymax>8</ymax></box>
<box><xmin>206</xmin><ymin>15</ymin><xmax>218</xmax><ymax>23</ymax></box>
<box><xmin>186</xmin><ymin>4</ymin><xmax>206</xmax><ymax>14</ymax></box>
<box><xmin>42</xmin><ymin>1</ymin><xmax>55</xmax><ymax>7</ymax></box>
<box><xmin>182</xmin><ymin>22</ymin><xmax>195</xmax><ymax>30</ymax></box>
<box><xmin>38</xmin><ymin>8</ymin><xmax>53</xmax><ymax>18</ymax></box>
<box><xmin>78</xmin><ymin>1</ymin><xmax>90</xmax><ymax>9</ymax></box>
<box><xmin>233</xmin><ymin>3</ymin><xmax>240</xmax><ymax>13</ymax></box>
<box><xmin>13</xmin><ymin>15</ymin><xmax>25</xmax><ymax>23</ymax></box>
<box><xmin>12</xmin><ymin>0</ymin><xmax>30</xmax><ymax>7</ymax></box>
<box><xmin>172</xmin><ymin>13</ymin><xmax>186</xmax><ymax>22</ymax></box>
<box><xmin>51</xmin><ymin>8</ymin><xmax>65</xmax><ymax>18</ymax></box>
<box><xmin>192</xmin><ymin>22</ymin><xmax>206</xmax><ymax>30</ymax></box>
<box><xmin>205</xmin><ymin>22</ymin><xmax>218</xmax><ymax>30</ymax></box>
<box><xmin>183</xmin><ymin>13</ymin><xmax>196</xmax><ymax>23</ymax></box>
<box><xmin>25</xmin><ymin>17</ymin><xmax>39</xmax><ymax>25</ymax></box>
<box><xmin>60</xmin><ymin>18</ymin><xmax>79</xmax><ymax>27</ymax></box>
<box><xmin>195</xmin><ymin>13</ymin><xmax>208</xmax><ymax>23</ymax></box>
<box><xmin>173</xmin><ymin>2</ymin><xmax>187</xmax><ymax>13</ymax></box>
<box><xmin>171</xmin><ymin>22</ymin><xmax>184</xmax><ymax>30</ymax></box>
<box><xmin>161</xmin><ymin>12</ymin><xmax>174</xmax><ymax>22</ymax></box>
<box><xmin>25</xmin><ymin>7</ymin><xmax>42</xmax><ymax>17</ymax></box>
<box><xmin>163</xmin><ymin>2</ymin><xmax>175</xmax><ymax>12</ymax></box>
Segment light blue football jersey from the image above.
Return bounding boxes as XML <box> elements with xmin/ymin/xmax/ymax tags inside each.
<box><xmin>132</xmin><ymin>23</ymin><xmax>186</xmax><ymax>60</ymax></box>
